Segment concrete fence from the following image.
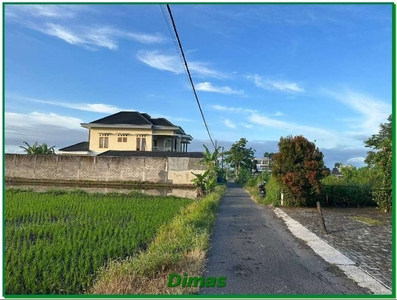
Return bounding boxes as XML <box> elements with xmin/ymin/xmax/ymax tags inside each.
<box><xmin>5</xmin><ymin>154</ymin><xmax>206</xmax><ymax>186</ymax></box>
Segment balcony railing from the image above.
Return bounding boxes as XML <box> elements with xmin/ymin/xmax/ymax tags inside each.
<box><xmin>153</xmin><ymin>146</ymin><xmax>174</xmax><ymax>152</ymax></box>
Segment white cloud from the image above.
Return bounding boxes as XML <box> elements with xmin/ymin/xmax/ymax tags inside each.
<box><xmin>6</xmin><ymin>112</ymin><xmax>84</xmax><ymax>130</ymax></box>
<box><xmin>272</xmin><ymin>111</ymin><xmax>285</xmax><ymax>117</ymax></box>
<box><xmin>8</xmin><ymin>95</ymin><xmax>125</xmax><ymax>114</ymax></box>
<box><xmin>196</xmin><ymin>82</ymin><xmax>244</xmax><ymax>95</ymax></box>
<box><xmin>124</xmin><ymin>32</ymin><xmax>165</xmax><ymax>44</ymax></box>
<box><xmin>6</xmin><ymin>6</ymin><xmax>165</xmax><ymax>51</ymax></box>
<box><xmin>249</xmin><ymin>112</ymin><xmax>338</xmax><ymax>147</ymax></box>
<box><xmin>322</xmin><ymin>88</ymin><xmax>391</xmax><ymax>136</ymax></box>
<box><xmin>137</xmin><ymin>51</ymin><xmax>183</xmax><ymax>74</ymax></box>
<box><xmin>346</xmin><ymin>156</ymin><xmax>366</xmax><ymax>164</ymax></box>
<box><xmin>210</xmin><ymin>104</ymin><xmax>256</xmax><ymax>114</ymax></box>
<box><xmin>247</xmin><ymin>74</ymin><xmax>304</xmax><ymax>93</ymax></box>
<box><xmin>44</xmin><ymin>23</ymin><xmax>87</xmax><ymax>46</ymax></box>
<box><xmin>223</xmin><ymin>118</ymin><xmax>236</xmax><ymax>128</ymax></box>
<box><xmin>6</xmin><ymin>5</ymin><xmax>85</xmax><ymax>19</ymax></box>
<box><xmin>189</xmin><ymin>62</ymin><xmax>229</xmax><ymax>79</ymax></box>
<box><xmin>241</xmin><ymin>122</ymin><xmax>253</xmax><ymax>128</ymax></box>
<box><xmin>136</xmin><ymin>50</ymin><xmax>228</xmax><ymax>79</ymax></box>
<box><xmin>5</xmin><ymin>112</ymin><xmax>88</xmax><ymax>153</ymax></box>
<box><xmin>37</xmin><ymin>24</ymin><xmax>165</xmax><ymax>50</ymax></box>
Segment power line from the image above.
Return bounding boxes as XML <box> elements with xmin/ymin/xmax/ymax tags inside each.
<box><xmin>160</xmin><ymin>6</ymin><xmax>186</xmax><ymax>77</ymax></box>
<box><xmin>165</xmin><ymin>4</ymin><xmax>216</xmax><ymax>149</ymax></box>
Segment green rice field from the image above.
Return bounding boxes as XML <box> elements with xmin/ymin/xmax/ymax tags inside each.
<box><xmin>5</xmin><ymin>189</ymin><xmax>192</xmax><ymax>294</ymax></box>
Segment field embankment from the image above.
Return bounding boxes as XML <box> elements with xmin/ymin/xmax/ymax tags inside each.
<box><xmin>90</xmin><ymin>185</ymin><xmax>226</xmax><ymax>295</ymax></box>
<box><xmin>5</xmin><ymin>189</ymin><xmax>192</xmax><ymax>294</ymax></box>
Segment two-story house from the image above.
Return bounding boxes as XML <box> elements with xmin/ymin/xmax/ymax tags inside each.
<box><xmin>253</xmin><ymin>157</ymin><xmax>272</xmax><ymax>172</ymax></box>
<box><xmin>58</xmin><ymin>111</ymin><xmax>193</xmax><ymax>156</ymax></box>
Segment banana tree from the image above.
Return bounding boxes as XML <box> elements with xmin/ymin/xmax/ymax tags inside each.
<box><xmin>20</xmin><ymin>141</ymin><xmax>55</xmax><ymax>155</ymax></box>
<box><xmin>191</xmin><ymin>170</ymin><xmax>209</xmax><ymax>197</ymax></box>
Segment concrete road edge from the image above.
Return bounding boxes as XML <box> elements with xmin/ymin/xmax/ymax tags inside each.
<box><xmin>274</xmin><ymin>208</ymin><xmax>392</xmax><ymax>295</ymax></box>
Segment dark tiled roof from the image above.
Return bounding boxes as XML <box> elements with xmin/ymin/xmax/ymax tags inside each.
<box><xmin>141</xmin><ymin>113</ymin><xmax>152</xmax><ymax>122</ymax></box>
<box><xmin>59</xmin><ymin>142</ymin><xmax>89</xmax><ymax>151</ymax></box>
<box><xmin>98</xmin><ymin>151</ymin><xmax>204</xmax><ymax>158</ymax></box>
<box><xmin>89</xmin><ymin>111</ymin><xmax>181</xmax><ymax>128</ymax></box>
<box><xmin>90</xmin><ymin>112</ymin><xmax>152</xmax><ymax>125</ymax></box>
<box><xmin>331</xmin><ymin>168</ymin><xmax>342</xmax><ymax>175</ymax></box>
<box><xmin>151</xmin><ymin>118</ymin><xmax>174</xmax><ymax>126</ymax></box>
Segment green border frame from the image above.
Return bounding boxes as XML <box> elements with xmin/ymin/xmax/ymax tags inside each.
<box><xmin>2</xmin><ymin>1</ymin><xmax>395</xmax><ymax>299</ymax></box>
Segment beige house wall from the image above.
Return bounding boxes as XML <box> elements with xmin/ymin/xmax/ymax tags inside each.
<box><xmin>89</xmin><ymin>128</ymin><xmax>153</xmax><ymax>152</ymax></box>
<box><xmin>152</xmin><ymin>129</ymin><xmax>176</xmax><ymax>136</ymax></box>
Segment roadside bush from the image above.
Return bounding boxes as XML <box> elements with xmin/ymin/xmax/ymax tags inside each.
<box><xmin>245</xmin><ymin>176</ymin><xmax>258</xmax><ymax>188</ymax></box>
<box><xmin>245</xmin><ymin>172</ymin><xmax>271</xmax><ymax>188</ymax></box>
<box><xmin>246</xmin><ymin>175</ymin><xmax>281</xmax><ymax>206</ymax></box>
<box><xmin>263</xmin><ymin>176</ymin><xmax>282</xmax><ymax>206</ymax></box>
<box><xmin>235</xmin><ymin>168</ymin><xmax>252</xmax><ymax>186</ymax></box>
<box><xmin>321</xmin><ymin>184</ymin><xmax>374</xmax><ymax>207</ymax></box>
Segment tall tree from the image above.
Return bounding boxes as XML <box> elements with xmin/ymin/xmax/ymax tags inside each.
<box><xmin>264</xmin><ymin>152</ymin><xmax>276</xmax><ymax>160</ymax></box>
<box><xmin>334</xmin><ymin>162</ymin><xmax>343</xmax><ymax>171</ymax></box>
<box><xmin>272</xmin><ymin>135</ymin><xmax>326</xmax><ymax>206</ymax></box>
<box><xmin>224</xmin><ymin>138</ymin><xmax>255</xmax><ymax>177</ymax></box>
<box><xmin>364</xmin><ymin>115</ymin><xmax>392</xmax><ymax>212</ymax></box>
<box><xmin>20</xmin><ymin>141</ymin><xmax>55</xmax><ymax>155</ymax></box>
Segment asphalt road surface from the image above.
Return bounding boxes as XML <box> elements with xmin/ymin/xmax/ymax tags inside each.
<box><xmin>200</xmin><ymin>182</ymin><xmax>369</xmax><ymax>295</ymax></box>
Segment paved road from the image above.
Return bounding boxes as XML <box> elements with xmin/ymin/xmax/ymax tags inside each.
<box><xmin>200</xmin><ymin>182</ymin><xmax>369</xmax><ymax>295</ymax></box>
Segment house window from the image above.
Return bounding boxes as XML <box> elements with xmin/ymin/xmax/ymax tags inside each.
<box><xmin>136</xmin><ymin>135</ymin><xmax>146</xmax><ymax>151</ymax></box>
<box><xmin>99</xmin><ymin>134</ymin><xmax>109</xmax><ymax>148</ymax></box>
<box><xmin>118</xmin><ymin>134</ymin><xmax>128</xmax><ymax>143</ymax></box>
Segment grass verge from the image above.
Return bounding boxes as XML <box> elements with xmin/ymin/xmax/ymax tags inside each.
<box><xmin>351</xmin><ymin>216</ymin><xmax>384</xmax><ymax>226</ymax></box>
<box><xmin>90</xmin><ymin>185</ymin><xmax>227</xmax><ymax>295</ymax></box>
<box><xmin>245</xmin><ymin>186</ymin><xmax>264</xmax><ymax>204</ymax></box>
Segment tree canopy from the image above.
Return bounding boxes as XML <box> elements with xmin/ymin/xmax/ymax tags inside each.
<box><xmin>224</xmin><ymin>138</ymin><xmax>255</xmax><ymax>177</ymax></box>
<box><xmin>364</xmin><ymin>114</ymin><xmax>392</xmax><ymax>212</ymax></box>
<box><xmin>272</xmin><ymin>135</ymin><xmax>326</xmax><ymax>206</ymax></box>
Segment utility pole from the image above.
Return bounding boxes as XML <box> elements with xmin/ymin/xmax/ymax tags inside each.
<box><xmin>221</xmin><ymin>146</ymin><xmax>224</xmax><ymax>171</ymax></box>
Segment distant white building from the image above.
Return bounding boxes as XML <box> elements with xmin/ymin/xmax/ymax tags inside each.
<box><xmin>253</xmin><ymin>157</ymin><xmax>272</xmax><ymax>172</ymax></box>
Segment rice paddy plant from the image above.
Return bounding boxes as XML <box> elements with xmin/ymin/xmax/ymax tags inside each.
<box><xmin>5</xmin><ymin>189</ymin><xmax>192</xmax><ymax>294</ymax></box>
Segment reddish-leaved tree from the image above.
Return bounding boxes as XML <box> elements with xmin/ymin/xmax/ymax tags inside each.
<box><xmin>272</xmin><ymin>135</ymin><xmax>326</xmax><ymax>206</ymax></box>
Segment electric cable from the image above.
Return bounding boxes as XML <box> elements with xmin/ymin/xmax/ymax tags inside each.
<box><xmin>165</xmin><ymin>4</ymin><xmax>216</xmax><ymax>149</ymax></box>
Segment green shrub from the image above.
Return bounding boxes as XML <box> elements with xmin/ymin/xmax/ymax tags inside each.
<box><xmin>321</xmin><ymin>184</ymin><xmax>374</xmax><ymax>207</ymax></box>
<box><xmin>235</xmin><ymin>168</ymin><xmax>252</xmax><ymax>186</ymax></box>
<box><xmin>263</xmin><ymin>176</ymin><xmax>281</xmax><ymax>206</ymax></box>
<box><xmin>261</xmin><ymin>175</ymin><xmax>308</xmax><ymax>207</ymax></box>
<box><xmin>245</xmin><ymin>176</ymin><xmax>258</xmax><ymax>188</ymax></box>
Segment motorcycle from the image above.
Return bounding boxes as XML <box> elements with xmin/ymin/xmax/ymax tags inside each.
<box><xmin>258</xmin><ymin>181</ymin><xmax>266</xmax><ymax>198</ymax></box>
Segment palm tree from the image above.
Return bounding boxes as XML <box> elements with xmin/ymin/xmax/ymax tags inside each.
<box><xmin>20</xmin><ymin>141</ymin><xmax>55</xmax><ymax>155</ymax></box>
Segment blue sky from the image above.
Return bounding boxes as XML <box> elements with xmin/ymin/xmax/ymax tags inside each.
<box><xmin>4</xmin><ymin>3</ymin><xmax>393</xmax><ymax>168</ymax></box>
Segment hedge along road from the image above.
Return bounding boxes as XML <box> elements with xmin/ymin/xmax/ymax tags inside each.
<box><xmin>200</xmin><ymin>182</ymin><xmax>369</xmax><ymax>295</ymax></box>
